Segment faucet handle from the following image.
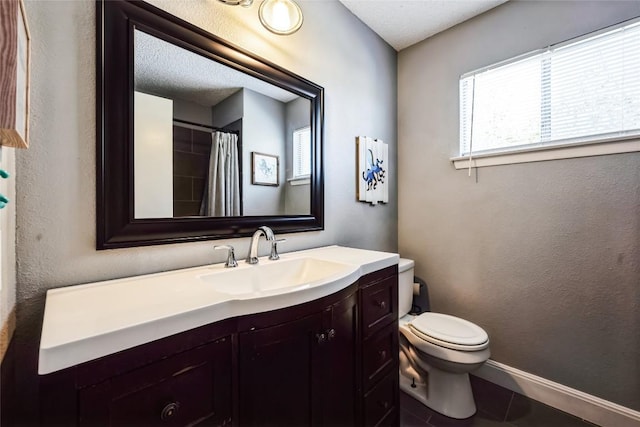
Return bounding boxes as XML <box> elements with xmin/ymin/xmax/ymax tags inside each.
<box><xmin>214</xmin><ymin>245</ymin><xmax>238</xmax><ymax>268</ymax></box>
<box><xmin>269</xmin><ymin>238</ymin><xmax>286</xmax><ymax>261</ymax></box>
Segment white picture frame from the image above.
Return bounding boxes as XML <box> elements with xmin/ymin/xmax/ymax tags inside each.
<box><xmin>357</xmin><ymin>136</ymin><xmax>388</xmax><ymax>205</ymax></box>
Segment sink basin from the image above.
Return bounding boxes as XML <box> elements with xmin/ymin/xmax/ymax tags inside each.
<box><xmin>198</xmin><ymin>257</ymin><xmax>355</xmax><ymax>298</ymax></box>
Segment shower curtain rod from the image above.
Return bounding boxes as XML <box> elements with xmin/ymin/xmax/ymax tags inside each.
<box><xmin>173</xmin><ymin>118</ymin><xmax>240</xmax><ymax>135</ymax></box>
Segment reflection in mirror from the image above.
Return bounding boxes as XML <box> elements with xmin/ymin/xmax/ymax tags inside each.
<box><xmin>133</xmin><ymin>29</ymin><xmax>311</xmax><ymax>219</ymax></box>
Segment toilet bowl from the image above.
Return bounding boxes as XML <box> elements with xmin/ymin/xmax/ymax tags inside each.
<box><xmin>397</xmin><ymin>258</ymin><xmax>490</xmax><ymax>419</ymax></box>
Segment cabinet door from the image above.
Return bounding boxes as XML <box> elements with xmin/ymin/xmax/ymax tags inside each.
<box><xmin>78</xmin><ymin>337</ymin><xmax>232</xmax><ymax>427</ymax></box>
<box><xmin>238</xmin><ymin>313</ymin><xmax>323</xmax><ymax>427</ymax></box>
<box><xmin>320</xmin><ymin>292</ymin><xmax>358</xmax><ymax>427</ymax></box>
<box><xmin>362</xmin><ymin>322</ymin><xmax>397</xmax><ymax>391</ymax></box>
<box><xmin>363</xmin><ymin>372</ymin><xmax>398</xmax><ymax>427</ymax></box>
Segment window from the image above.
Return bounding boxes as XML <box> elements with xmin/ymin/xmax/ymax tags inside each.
<box><xmin>457</xmin><ymin>18</ymin><xmax>640</xmax><ymax>168</ymax></box>
<box><xmin>292</xmin><ymin>126</ymin><xmax>311</xmax><ymax>180</ymax></box>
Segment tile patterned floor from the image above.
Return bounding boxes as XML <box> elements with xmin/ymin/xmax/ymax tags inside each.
<box><xmin>400</xmin><ymin>375</ymin><xmax>599</xmax><ymax>427</ymax></box>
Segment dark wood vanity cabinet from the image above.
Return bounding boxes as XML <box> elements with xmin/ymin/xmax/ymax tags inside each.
<box><xmin>359</xmin><ymin>267</ymin><xmax>400</xmax><ymax>427</ymax></box>
<box><xmin>78</xmin><ymin>336</ymin><xmax>232</xmax><ymax>426</ymax></box>
<box><xmin>39</xmin><ymin>266</ymin><xmax>398</xmax><ymax>427</ymax></box>
<box><xmin>238</xmin><ymin>290</ymin><xmax>358</xmax><ymax>427</ymax></box>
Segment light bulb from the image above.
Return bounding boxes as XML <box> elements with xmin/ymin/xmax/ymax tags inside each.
<box><xmin>271</xmin><ymin>1</ymin><xmax>291</xmax><ymax>31</ymax></box>
<box><xmin>258</xmin><ymin>0</ymin><xmax>303</xmax><ymax>35</ymax></box>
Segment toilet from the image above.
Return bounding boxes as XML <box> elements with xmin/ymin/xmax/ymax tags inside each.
<box><xmin>397</xmin><ymin>258</ymin><xmax>490</xmax><ymax>419</ymax></box>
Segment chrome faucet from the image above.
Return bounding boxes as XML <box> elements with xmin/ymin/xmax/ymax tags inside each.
<box><xmin>246</xmin><ymin>226</ymin><xmax>275</xmax><ymax>264</ymax></box>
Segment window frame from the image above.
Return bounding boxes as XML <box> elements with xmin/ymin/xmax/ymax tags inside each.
<box><xmin>453</xmin><ymin>17</ymin><xmax>640</xmax><ymax>170</ymax></box>
<box><xmin>291</xmin><ymin>126</ymin><xmax>311</xmax><ymax>182</ymax></box>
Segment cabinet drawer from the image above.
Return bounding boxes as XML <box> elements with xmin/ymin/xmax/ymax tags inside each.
<box><xmin>363</xmin><ymin>322</ymin><xmax>397</xmax><ymax>391</ymax></box>
<box><xmin>361</xmin><ymin>275</ymin><xmax>398</xmax><ymax>338</ymax></box>
<box><xmin>78</xmin><ymin>337</ymin><xmax>232</xmax><ymax>427</ymax></box>
<box><xmin>364</xmin><ymin>373</ymin><xmax>398</xmax><ymax>427</ymax></box>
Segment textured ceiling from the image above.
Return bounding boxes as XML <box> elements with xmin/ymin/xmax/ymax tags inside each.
<box><xmin>339</xmin><ymin>0</ymin><xmax>509</xmax><ymax>51</ymax></box>
<box><xmin>134</xmin><ymin>29</ymin><xmax>298</xmax><ymax>107</ymax></box>
<box><xmin>134</xmin><ymin>1</ymin><xmax>511</xmax><ymax>103</ymax></box>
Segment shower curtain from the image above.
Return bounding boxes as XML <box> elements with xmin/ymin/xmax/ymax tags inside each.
<box><xmin>200</xmin><ymin>131</ymin><xmax>240</xmax><ymax>217</ymax></box>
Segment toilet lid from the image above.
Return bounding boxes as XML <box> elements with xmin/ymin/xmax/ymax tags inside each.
<box><xmin>409</xmin><ymin>313</ymin><xmax>489</xmax><ymax>351</ymax></box>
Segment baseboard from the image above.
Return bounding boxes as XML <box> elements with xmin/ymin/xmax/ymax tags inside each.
<box><xmin>474</xmin><ymin>359</ymin><xmax>640</xmax><ymax>427</ymax></box>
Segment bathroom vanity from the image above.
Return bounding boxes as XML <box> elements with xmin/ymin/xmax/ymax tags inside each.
<box><xmin>39</xmin><ymin>246</ymin><xmax>399</xmax><ymax>426</ymax></box>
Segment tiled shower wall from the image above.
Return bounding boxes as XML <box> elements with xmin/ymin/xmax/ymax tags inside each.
<box><xmin>172</xmin><ymin>126</ymin><xmax>211</xmax><ymax>216</ymax></box>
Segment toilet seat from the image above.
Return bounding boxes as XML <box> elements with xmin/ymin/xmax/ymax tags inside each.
<box><xmin>409</xmin><ymin>313</ymin><xmax>489</xmax><ymax>352</ymax></box>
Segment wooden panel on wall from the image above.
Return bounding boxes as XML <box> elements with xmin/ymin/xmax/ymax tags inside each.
<box><xmin>0</xmin><ymin>0</ymin><xmax>30</xmax><ymax>149</ymax></box>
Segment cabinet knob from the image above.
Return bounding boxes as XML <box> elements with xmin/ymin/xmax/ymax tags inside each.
<box><xmin>375</xmin><ymin>300</ymin><xmax>386</xmax><ymax>309</ymax></box>
<box><xmin>379</xmin><ymin>400</ymin><xmax>390</xmax><ymax>410</ymax></box>
<box><xmin>378</xmin><ymin>349</ymin><xmax>387</xmax><ymax>360</ymax></box>
<box><xmin>160</xmin><ymin>402</ymin><xmax>180</xmax><ymax>421</ymax></box>
<box><xmin>316</xmin><ymin>333</ymin><xmax>327</xmax><ymax>344</ymax></box>
<box><xmin>327</xmin><ymin>328</ymin><xmax>336</xmax><ymax>341</ymax></box>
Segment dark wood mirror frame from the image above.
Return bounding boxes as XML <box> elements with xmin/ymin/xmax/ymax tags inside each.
<box><xmin>97</xmin><ymin>0</ymin><xmax>324</xmax><ymax>249</ymax></box>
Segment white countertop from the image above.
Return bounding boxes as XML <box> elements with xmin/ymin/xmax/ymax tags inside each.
<box><xmin>39</xmin><ymin>245</ymin><xmax>398</xmax><ymax>374</ymax></box>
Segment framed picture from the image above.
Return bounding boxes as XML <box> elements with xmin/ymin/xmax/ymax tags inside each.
<box><xmin>0</xmin><ymin>0</ymin><xmax>30</xmax><ymax>149</ymax></box>
<box><xmin>356</xmin><ymin>136</ymin><xmax>388</xmax><ymax>205</ymax></box>
<box><xmin>252</xmin><ymin>152</ymin><xmax>279</xmax><ymax>186</ymax></box>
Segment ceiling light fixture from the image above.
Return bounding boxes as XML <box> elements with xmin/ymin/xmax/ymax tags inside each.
<box><xmin>217</xmin><ymin>0</ymin><xmax>303</xmax><ymax>36</ymax></box>
<box><xmin>218</xmin><ymin>0</ymin><xmax>254</xmax><ymax>7</ymax></box>
<box><xmin>258</xmin><ymin>0</ymin><xmax>303</xmax><ymax>35</ymax></box>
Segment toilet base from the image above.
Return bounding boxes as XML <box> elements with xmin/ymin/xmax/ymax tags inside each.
<box><xmin>399</xmin><ymin>345</ymin><xmax>477</xmax><ymax>419</ymax></box>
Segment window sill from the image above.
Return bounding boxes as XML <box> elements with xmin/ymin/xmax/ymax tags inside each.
<box><xmin>288</xmin><ymin>176</ymin><xmax>310</xmax><ymax>186</ymax></box>
<box><xmin>451</xmin><ymin>137</ymin><xmax>640</xmax><ymax>170</ymax></box>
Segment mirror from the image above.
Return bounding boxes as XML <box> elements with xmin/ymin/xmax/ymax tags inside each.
<box><xmin>97</xmin><ymin>0</ymin><xmax>324</xmax><ymax>249</ymax></box>
<box><xmin>134</xmin><ymin>29</ymin><xmax>312</xmax><ymax>219</ymax></box>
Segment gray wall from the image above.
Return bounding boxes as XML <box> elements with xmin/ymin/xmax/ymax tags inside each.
<box><xmin>12</xmin><ymin>0</ymin><xmax>396</xmax><ymax>420</ymax></box>
<box><xmin>398</xmin><ymin>0</ymin><xmax>640</xmax><ymax>410</ymax></box>
<box><xmin>212</xmin><ymin>90</ymin><xmax>243</xmax><ymax>128</ymax></box>
<box><xmin>242</xmin><ymin>88</ymin><xmax>286</xmax><ymax>215</ymax></box>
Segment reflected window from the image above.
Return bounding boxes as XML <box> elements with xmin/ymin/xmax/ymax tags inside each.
<box><xmin>292</xmin><ymin>126</ymin><xmax>311</xmax><ymax>179</ymax></box>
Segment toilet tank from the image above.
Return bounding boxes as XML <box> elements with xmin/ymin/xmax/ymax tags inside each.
<box><xmin>398</xmin><ymin>258</ymin><xmax>415</xmax><ymax>317</ymax></box>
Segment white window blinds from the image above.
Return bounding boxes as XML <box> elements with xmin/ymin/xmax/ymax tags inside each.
<box><xmin>460</xmin><ymin>19</ymin><xmax>640</xmax><ymax>156</ymax></box>
<box><xmin>292</xmin><ymin>127</ymin><xmax>311</xmax><ymax>179</ymax></box>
